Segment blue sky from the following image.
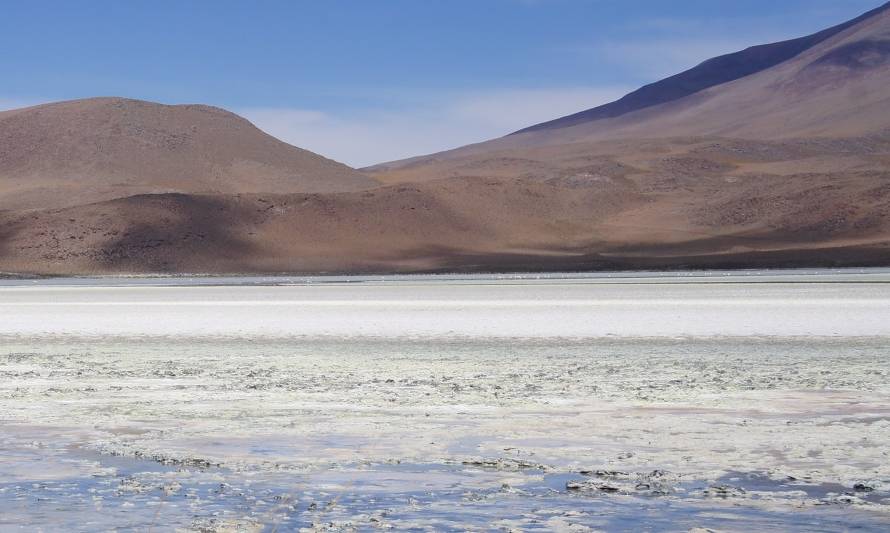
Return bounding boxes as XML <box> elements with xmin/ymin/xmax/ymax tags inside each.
<box><xmin>0</xmin><ymin>0</ymin><xmax>882</xmax><ymax>166</ymax></box>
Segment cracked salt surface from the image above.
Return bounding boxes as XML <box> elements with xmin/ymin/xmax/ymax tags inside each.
<box><xmin>1</xmin><ymin>271</ymin><xmax>889</xmax><ymax>531</ymax></box>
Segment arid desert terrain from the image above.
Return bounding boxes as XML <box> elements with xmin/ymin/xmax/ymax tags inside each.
<box><xmin>2</xmin><ymin>3</ymin><xmax>890</xmax><ymax>532</ymax></box>
<box><xmin>1</xmin><ymin>4</ymin><xmax>890</xmax><ymax>275</ymax></box>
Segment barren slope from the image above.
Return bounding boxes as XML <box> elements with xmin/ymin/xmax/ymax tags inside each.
<box><xmin>3</xmin><ymin>5</ymin><xmax>890</xmax><ymax>275</ymax></box>
<box><xmin>2</xmin><ymin>167</ymin><xmax>889</xmax><ymax>275</ymax></box>
<box><xmin>516</xmin><ymin>1</ymin><xmax>890</xmax><ymax>135</ymax></box>
<box><xmin>370</xmin><ymin>2</ymin><xmax>890</xmax><ymax>179</ymax></box>
<box><xmin>0</xmin><ymin>97</ymin><xmax>377</xmax><ymax>210</ymax></box>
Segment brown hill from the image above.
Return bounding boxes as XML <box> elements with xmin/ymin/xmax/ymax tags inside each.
<box><xmin>2</xmin><ymin>5</ymin><xmax>890</xmax><ymax>275</ymax></box>
<box><xmin>0</xmin><ymin>97</ymin><xmax>377</xmax><ymax>210</ymax></box>
<box><xmin>1</xmin><ymin>170</ymin><xmax>888</xmax><ymax>275</ymax></box>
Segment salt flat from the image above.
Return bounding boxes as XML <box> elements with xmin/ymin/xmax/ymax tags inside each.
<box><xmin>1</xmin><ymin>271</ymin><xmax>889</xmax><ymax>531</ymax></box>
<box><xmin>2</xmin><ymin>270</ymin><xmax>890</xmax><ymax>338</ymax></box>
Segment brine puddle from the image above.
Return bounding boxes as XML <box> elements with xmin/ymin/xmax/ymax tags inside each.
<box><xmin>3</xmin><ymin>276</ymin><xmax>890</xmax><ymax>533</ymax></box>
<box><xmin>1</xmin><ymin>429</ymin><xmax>888</xmax><ymax>532</ymax></box>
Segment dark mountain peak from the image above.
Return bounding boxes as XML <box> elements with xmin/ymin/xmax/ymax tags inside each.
<box><xmin>512</xmin><ymin>1</ymin><xmax>890</xmax><ymax>135</ymax></box>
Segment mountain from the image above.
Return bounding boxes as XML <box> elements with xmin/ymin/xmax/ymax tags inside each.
<box><xmin>0</xmin><ymin>97</ymin><xmax>377</xmax><ymax>210</ymax></box>
<box><xmin>514</xmin><ymin>1</ymin><xmax>890</xmax><ymax>135</ymax></box>
<box><xmin>370</xmin><ymin>1</ymin><xmax>890</xmax><ymax>177</ymax></box>
<box><xmin>2</xmin><ymin>5</ymin><xmax>890</xmax><ymax>275</ymax></box>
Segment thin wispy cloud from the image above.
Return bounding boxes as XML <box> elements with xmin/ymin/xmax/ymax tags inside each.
<box><xmin>0</xmin><ymin>98</ymin><xmax>45</xmax><ymax>112</ymax></box>
<box><xmin>565</xmin><ymin>5</ymin><xmax>876</xmax><ymax>82</ymax></box>
<box><xmin>242</xmin><ymin>86</ymin><xmax>629</xmax><ymax>167</ymax></box>
<box><xmin>591</xmin><ymin>38</ymin><xmax>772</xmax><ymax>79</ymax></box>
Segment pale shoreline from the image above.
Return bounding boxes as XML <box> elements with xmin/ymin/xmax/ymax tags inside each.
<box><xmin>2</xmin><ymin>274</ymin><xmax>889</xmax><ymax>338</ymax></box>
<box><xmin>3</xmin><ymin>266</ymin><xmax>890</xmax><ymax>287</ymax></box>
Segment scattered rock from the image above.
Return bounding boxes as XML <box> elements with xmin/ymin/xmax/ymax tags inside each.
<box><xmin>461</xmin><ymin>458</ymin><xmax>545</xmax><ymax>471</ymax></box>
<box><xmin>567</xmin><ymin>470</ymin><xmax>679</xmax><ymax>496</ymax></box>
<box><xmin>853</xmin><ymin>483</ymin><xmax>875</xmax><ymax>493</ymax></box>
<box><xmin>702</xmin><ymin>485</ymin><xmax>747</xmax><ymax>499</ymax></box>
